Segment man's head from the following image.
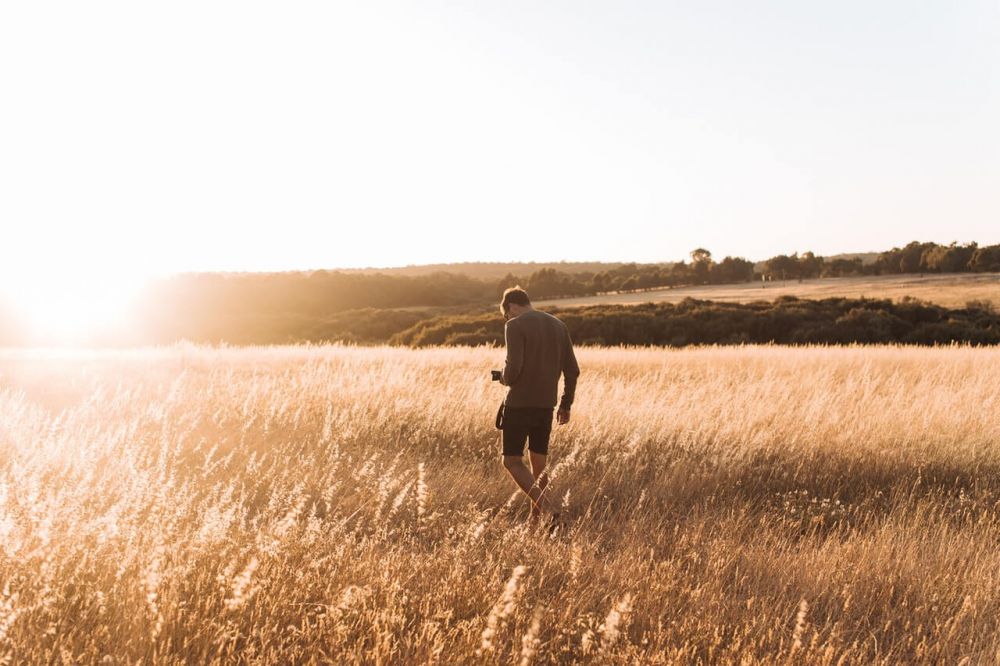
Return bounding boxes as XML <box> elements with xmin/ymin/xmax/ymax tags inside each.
<box><xmin>500</xmin><ymin>286</ymin><xmax>532</xmax><ymax>319</ymax></box>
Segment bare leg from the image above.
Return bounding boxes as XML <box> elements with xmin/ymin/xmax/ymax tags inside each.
<box><xmin>528</xmin><ymin>451</ymin><xmax>549</xmax><ymax>520</ymax></box>
<box><xmin>503</xmin><ymin>456</ymin><xmax>555</xmax><ymax>516</ymax></box>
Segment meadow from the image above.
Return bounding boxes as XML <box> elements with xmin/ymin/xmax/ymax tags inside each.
<box><xmin>536</xmin><ymin>271</ymin><xmax>1000</xmax><ymax>311</ymax></box>
<box><xmin>1</xmin><ymin>343</ymin><xmax>1000</xmax><ymax>663</ymax></box>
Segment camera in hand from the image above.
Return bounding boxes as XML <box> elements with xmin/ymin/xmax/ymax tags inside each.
<box><xmin>491</xmin><ymin>370</ymin><xmax>502</xmax><ymax>382</ymax></box>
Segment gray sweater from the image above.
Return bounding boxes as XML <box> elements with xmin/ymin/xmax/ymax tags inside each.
<box><xmin>501</xmin><ymin>310</ymin><xmax>580</xmax><ymax>410</ymax></box>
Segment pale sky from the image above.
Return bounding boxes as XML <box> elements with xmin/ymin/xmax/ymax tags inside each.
<box><xmin>1</xmin><ymin>1</ymin><xmax>998</xmax><ymax>323</ymax></box>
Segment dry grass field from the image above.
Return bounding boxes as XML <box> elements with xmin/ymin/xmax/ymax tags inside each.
<box><xmin>536</xmin><ymin>272</ymin><xmax>1000</xmax><ymax>310</ymax></box>
<box><xmin>2</xmin><ymin>344</ymin><xmax>1000</xmax><ymax>663</ymax></box>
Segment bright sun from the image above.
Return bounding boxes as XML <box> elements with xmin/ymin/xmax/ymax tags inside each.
<box><xmin>2</xmin><ymin>270</ymin><xmax>147</xmax><ymax>346</ymax></box>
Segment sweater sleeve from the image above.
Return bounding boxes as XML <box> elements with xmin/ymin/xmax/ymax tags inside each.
<box><xmin>501</xmin><ymin>320</ymin><xmax>524</xmax><ymax>386</ymax></box>
<box><xmin>559</xmin><ymin>328</ymin><xmax>580</xmax><ymax>410</ymax></box>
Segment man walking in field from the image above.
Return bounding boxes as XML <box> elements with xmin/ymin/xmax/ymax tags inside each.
<box><xmin>496</xmin><ymin>286</ymin><xmax>579</xmax><ymax>527</ymax></box>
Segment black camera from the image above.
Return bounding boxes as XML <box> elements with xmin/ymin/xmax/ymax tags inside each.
<box><xmin>491</xmin><ymin>370</ymin><xmax>503</xmax><ymax>382</ymax></box>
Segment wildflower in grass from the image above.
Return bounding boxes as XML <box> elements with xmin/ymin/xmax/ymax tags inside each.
<box><xmin>569</xmin><ymin>544</ymin><xmax>582</xmax><ymax>583</ymax></box>
<box><xmin>334</xmin><ymin>585</ymin><xmax>370</xmax><ymax>619</ymax></box>
<box><xmin>465</xmin><ymin>514</ymin><xmax>487</xmax><ymax>544</ymax></box>
<box><xmin>273</xmin><ymin>493</ymin><xmax>307</xmax><ymax>540</ymax></box>
<box><xmin>225</xmin><ymin>557</ymin><xmax>260</xmax><ymax>611</ymax></box>
<box><xmin>416</xmin><ymin>462</ymin><xmax>429</xmax><ymax>526</ymax></box>
<box><xmin>479</xmin><ymin>565</ymin><xmax>527</xmax><ymax>655</ymax></box>
<box><xmin>386</xmin><ymin>480</ymin><xmax>413</xmax><ymax>523</ymax></box>
<box><xmin>792</xmin><ymin>598</ymin><xmax>808</xmax><ymax>652</ymax></box>
<box><xmin>519</xmin><ymin>606</ymin><xmax>544</xmax><ymax>666</ymax></box>
<box><xmin>599</xmin><ymin>593</ymin><xmax>632</xmax><ymax>649</ymax></box>
<box><xmin>144</xmin><ymin>546</ymin><xmax>165</xmax><ymax>637</ymax></box>
<box><xmin>0</xmin><ymin>582</ymin><xmax>20</xmax><ymax>645</ymax></box>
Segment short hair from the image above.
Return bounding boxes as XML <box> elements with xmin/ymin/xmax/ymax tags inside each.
<box><xmin>500</xmin><ymin>286</ymin><xmax>531</xmax><ymax>315</ymax></box>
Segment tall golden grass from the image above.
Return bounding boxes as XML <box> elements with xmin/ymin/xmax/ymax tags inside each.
<box><xmin>1</xmin><ymin>343</ymin><xmax>999</xmax><ymax>663</ymax></box>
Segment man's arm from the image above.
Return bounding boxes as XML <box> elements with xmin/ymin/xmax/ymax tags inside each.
<box><xmin>501</xmin><ymin>320</ymin><xmax>524</xmax><ymax>386</ymax></box>
<box><xmin>558</xmin><ymin>328</ymin><xmax>580</xmax><ymax>413</ymax></box>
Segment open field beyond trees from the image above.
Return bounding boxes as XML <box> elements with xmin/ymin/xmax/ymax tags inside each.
<box><xmin>2</xmin><ymin>345</ymin><xmax>1000</xmax><ymax>663</ymax></box>
<box><xmin>537</xmin><ymin>271</ymin><xmax>1000</xmax><ymax>311</ymax></box>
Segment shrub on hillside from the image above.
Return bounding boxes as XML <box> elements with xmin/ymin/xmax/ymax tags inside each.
<box><xmin>391</xmin><ymin>298</ymin><xmax>1000</xmax><ymax>348</ymax></box>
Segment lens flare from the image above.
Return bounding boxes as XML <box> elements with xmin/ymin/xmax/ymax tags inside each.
<box><xmin>1</xmin><ymin>270</ymin><xmax>146</xmax><ymax>346</ymax></box>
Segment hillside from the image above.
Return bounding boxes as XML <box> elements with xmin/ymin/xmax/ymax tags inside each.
<box><xmin>391</xmin><ymin>297</ymin><xmax>1000</xmax><ymax>347</ymax></box>
<box><xmin>338</xmin><ymin>261</ymin><xmax>632</xmax><ymax>280</ymax></box>
<box><xmin>536</xmin><ymin>272</ymin><xmax>1000</xmax><ymax>310</ymax></box>
<box><xmin>340</xmin><ymin>255</ymin><xmax>881</xmax><ymax>280</ymax></box>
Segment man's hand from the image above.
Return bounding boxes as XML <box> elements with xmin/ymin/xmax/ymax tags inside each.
<box><xmin>556</xmin><ymin>409</ymin><xmax>570</xmax><ymax>425</ymax></box>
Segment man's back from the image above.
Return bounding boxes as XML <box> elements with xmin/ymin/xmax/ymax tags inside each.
<box><xmin>502</xmin><ymin>310</ymin><xmax>580</xmax><ymax>410</ymax></box>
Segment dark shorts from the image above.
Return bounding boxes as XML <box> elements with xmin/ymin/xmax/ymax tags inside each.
<box><xmin>501</xmin><ymin>406</ymin><xmax>554</xmax><ymax>457</ymax></box>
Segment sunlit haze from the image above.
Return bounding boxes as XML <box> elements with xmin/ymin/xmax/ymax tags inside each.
<box><xmin>2</xmin><ymin>1</ymin><xmax>998</xmax><ymax>341</ymax></box>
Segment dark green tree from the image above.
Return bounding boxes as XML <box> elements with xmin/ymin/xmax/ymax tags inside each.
<box><xmin>690</xmin><ymin>248</ymin><xmax>713</xmax><ymax>284</ymax></box>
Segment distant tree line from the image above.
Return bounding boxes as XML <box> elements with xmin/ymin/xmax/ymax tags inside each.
<box><xmin>499</xmin><ymin>249</ymin><xmax>757</xmax><ymax>299</ymax></box>
<box><xmin>341</xmin><ymin>261</ymin><xmax>639</xmax><ymax>281</ymax></box>
<box><xmin>500</xmin><ymin>241</ymin><xmax>1000</xmax><ymax>298</ymax></box>
<box><xmin>762</xmin><ymin>241</ymin><xmax>1000</xmax><ymax>281</ymax></box>
<box><xmin>390</xmin><ymin>297</ymin><xmax>1000</xmax><ymax>348</ymax></box>
<box><xmin>871</xmin><ymin>241</ymin><xmax>1000</xmax><ymax>275</ymax></box>
<box><xmin>126</xmin><ymin>241</ymin><xmax>1000</xmax><ymax>344</ymax></box>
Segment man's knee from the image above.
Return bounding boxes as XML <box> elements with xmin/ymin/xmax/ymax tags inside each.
<box><xmin>502</xmin><ymin>455</ymin><xmax>524</xmax><ymax>472</ymax></box>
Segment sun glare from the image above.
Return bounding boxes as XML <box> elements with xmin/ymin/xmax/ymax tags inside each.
<box><xmin>2</xmin><ymin>270</ymin><xmax>146</xmax><ymax>345</ymax></box>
